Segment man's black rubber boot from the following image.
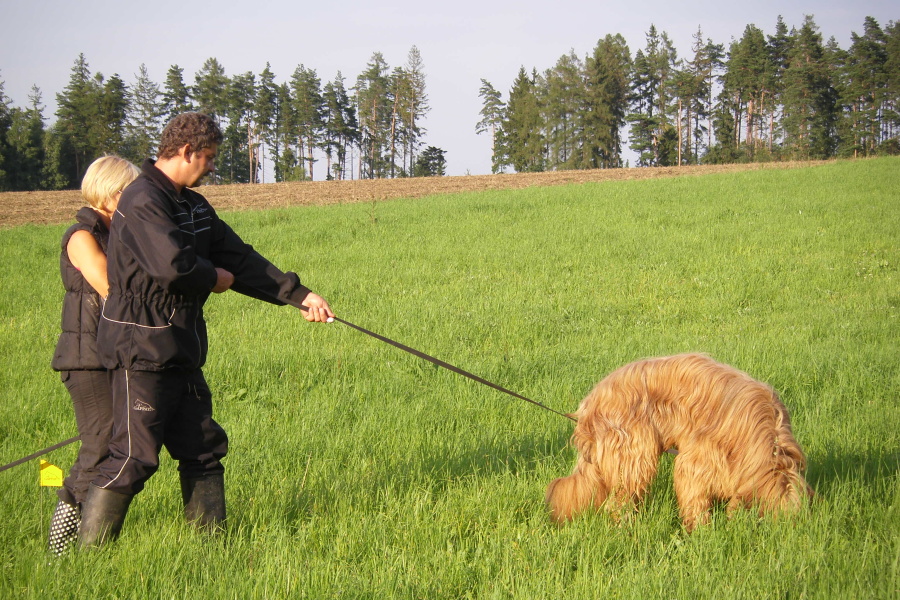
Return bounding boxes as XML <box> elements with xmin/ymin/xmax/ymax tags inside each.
<box><xmin>181</xmin><ymin>472</ymin><xmax>226</xmax><ymax>531</ymax></box>
<box><xmin>77</xmin><ymin>484</ymin><xmax>132</xmax><ymax>549</ymax></box>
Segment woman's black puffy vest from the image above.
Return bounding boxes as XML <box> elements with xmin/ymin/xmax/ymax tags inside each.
<box><xmin>51</xmin><ymin>207</ymin><xmax>109</xmax><ymax>371</ymax></box>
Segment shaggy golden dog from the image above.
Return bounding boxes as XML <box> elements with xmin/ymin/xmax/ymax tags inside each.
<box><xmin>546</xmin><ymin>353</ymin><xmax>813</xmax><ymax>531</ymax></box>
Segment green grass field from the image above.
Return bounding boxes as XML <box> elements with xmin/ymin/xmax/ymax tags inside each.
<box><xmin>0</xmin><ymin>158</ymin><xmax>897</xmax><ymax>598</ymax></box>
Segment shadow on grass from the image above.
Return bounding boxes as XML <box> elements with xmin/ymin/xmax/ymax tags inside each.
<box><xmin>231</xmin><ymin>430</ymin><xmax>897</xmax><ymax>536</ymax></box>
<box><xmin>805</xmin><ymin>446</ymin><xmax>899</xmax><ymax>497</ymax></box>
<box><xmin>267</xmin><ymin>426</ymin><xmax>574</xmax><ymax>527</ymax></box>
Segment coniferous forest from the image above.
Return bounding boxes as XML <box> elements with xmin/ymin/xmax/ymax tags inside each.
<box><xmin>0</xmin><ymin>15</ymin><xmax>898</xmax><ymax>190</ymax></box>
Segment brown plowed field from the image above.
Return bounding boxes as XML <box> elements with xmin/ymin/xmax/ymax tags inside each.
<box><xmin>2</xmin><ymin>161</ymin><xmax>826</xmax><ymax>228</ymax></box>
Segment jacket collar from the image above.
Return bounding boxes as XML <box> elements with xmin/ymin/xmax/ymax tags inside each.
<box><xmin>141</xmin><ymin>158</ymin><xmax>193</xmax><ymax>205</ymax></box>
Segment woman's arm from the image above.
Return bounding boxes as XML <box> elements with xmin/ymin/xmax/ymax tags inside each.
<box><xmin>67</xmin><ymin>230</ymin><xmax>109</xmax><ymax>297</ymax></box>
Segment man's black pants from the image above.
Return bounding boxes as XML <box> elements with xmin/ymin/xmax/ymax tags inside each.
<box><xmin>93</xmin><ymin>368</ymin><xmax>228</xmax><ymax>496</ymax></box>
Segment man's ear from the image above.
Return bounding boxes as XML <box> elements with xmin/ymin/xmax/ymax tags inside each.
<box><xmin>180</xmin><ymin>144</ymin><xmax>193</xmax><ymax>161</ymax></box>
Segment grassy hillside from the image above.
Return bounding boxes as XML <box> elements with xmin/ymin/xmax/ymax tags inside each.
<box><xmin>0</xmin><ymin>158</ymin><xmax>897</xmax><ymax>598</ymax></box>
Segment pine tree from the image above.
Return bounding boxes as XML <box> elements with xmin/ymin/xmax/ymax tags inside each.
<box><xmin>885</xmin><ymin>20</ymin><xmax>900</xmax><ymax>150</ymax></box>
<box><xmin>583</xmin><ymin>34</ymin><xmax>631</xmax><ymax>168</ymax></box>
<box><xmin>476</xmin><ymin>79</ymin><xmax>506</xmax><ymax>173</ymax></box>
<box><xmin>678</xmin><ymin>28</ymin><xmax>720</xmax><ymax>163</ymax></box>
<box><xmin>42</xmin><ymin>123</ymin><xmax>74</xmax><ymax>190</ymax></box>
<box><xmin>272</xmin><ymin>82</ymin><xmax>302</xmax><ymax>182</ymax></box>
<box><xmin>402</xmin><ymin>46</ymin><xmax>429</xmax><ymax>175</ymax></box>
<box><xmin>251</xmin><ymin>63</ymin><xmax>278</xmax><ymax>183</ymax></box>
<box><xmin>290</xmin><ymin>64</ymin><xmax>324</xmax><ymax>180</ymax></box>
<box><xmin>355</xmin><ymin>53</ymin><xmax>391</xmax><ymax>179</ymax></box>
<box><xmin>388</xmin><ymin>66</ymin><xmax>410</xmax><ymax>177</ymax></box>
<box><xmin>766</xmin><ymin>16</ymin><xmax>793</xmax><ymax>154</ymax></box>
<box><xmin>543</xmin><ymin>51</ymin><xmax>584</xmax><ymax>169</ymax></box>
<box><xmin>782</xmin><ymin>16</ymin><xmax>840</xmax><ymax>159</ymax></box>
<box><xmin>322</xmin><ymin>72</ymin><xmax>358</xmax><ymax>180</ymax></box>
<box><xmin>842</xmin><ymin>17</ymin><xmax>888</xmax><ymax>156</ymax></box>
<box><xmin>723</xmin><ymin>24</ymin><xmax>773</xmax><ymax>157</ymax></box>
<box><xmin>220</xmin><ymin>71</ymin><xmax>256</xmax><ymax>184</ymax></box>
<box><xmin>627</xmin><ymin>26</ymin><xmax>678</xmax><ymax>166</ymax></box>
<box><xmin>628</xmin><ymin>49</ymin><xmax>655</xmax><ymax>165</ymax></box>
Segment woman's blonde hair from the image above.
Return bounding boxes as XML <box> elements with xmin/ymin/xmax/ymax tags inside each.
<box><xmin>81</xmin><ymin>155</ymin><xmax>141</xmax><ymax>212</ymax></box>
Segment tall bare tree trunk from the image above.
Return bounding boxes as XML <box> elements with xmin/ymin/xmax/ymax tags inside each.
<box><xmin>390</xmin><ymin>97</ymin><xmax>398</xmax><ymax>178</ymax></box>
<box><xmin>746</xmin><ymin>98</ymin><xmax>755</xmax><ymax>152</ymax></box>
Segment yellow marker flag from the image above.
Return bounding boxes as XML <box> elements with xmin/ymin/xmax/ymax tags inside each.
<box><xmin>40</xmin><ymin>460</ymin><xmax>63</xmax><ymax>487</ymax></box>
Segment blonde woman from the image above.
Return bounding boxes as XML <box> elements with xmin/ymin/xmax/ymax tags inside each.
<box><xmin>47</xmin><ymin>155</ymin><xmax>140</xmax><ymax>556</ymax></box>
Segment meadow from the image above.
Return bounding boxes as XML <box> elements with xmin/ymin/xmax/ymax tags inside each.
<box><xmin>0</xmin><ymin>158</ymin><xmax>897</xmax><ymax>598</ymax></box>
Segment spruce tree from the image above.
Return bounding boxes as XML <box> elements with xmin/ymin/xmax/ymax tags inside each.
<box><xmin>0</xmin><ymin>77</ymin><xmax>10</xmax><ymax>190</ymax></box>
<box><xmin>161</xmin><ymin>65</ymin><xmax>193</xmax><ymax>122</ymax></box>
<box><xmin>95</xmin><ymin>73</ymin><xmax>129</xmax><ymax>156</ymax></box>
<box><xmin>55</xmin><ymin>54</ymin><xmax>101</xmax><ymax>185</ymax></box>
<box><xmin>4</xmin><ymin>86</ymin><xmax>46</xmax><ymax>190</ymax></box>
<box><xmin>502</xmin><ymin>67</ymin><xmax>545</xmax><ymax>172</ymax></box>
<box><xmin>413</xmin><ymin>145</ymin><xmax>446</xmax><ymax>176</ymax></box>
<box><xmin>126</xmin><ymin>64</ymin><xmax>163</xmax><ymax>162</ymax></box>
<box><xmin>193</xmin><ymin>58</ymin><xmax>229</xmax><ymax>119</ymax></box>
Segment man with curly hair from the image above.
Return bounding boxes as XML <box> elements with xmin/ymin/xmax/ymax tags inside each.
<box><xmin>77</xmin><ymin>112</ymin><xmax>334</xmax><ymax>547</ymax></box>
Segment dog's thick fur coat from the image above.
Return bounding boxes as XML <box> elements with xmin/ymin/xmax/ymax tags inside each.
<box><xmin>546</xmin><ymin>353</ymin><xmax>812</xmax><ymax>531</ymax></box>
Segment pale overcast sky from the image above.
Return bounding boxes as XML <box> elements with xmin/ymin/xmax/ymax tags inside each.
<box><xmin>0</xmin><ymin>0</ymin><xmax>896</xmax><ymax>177</ymax></box>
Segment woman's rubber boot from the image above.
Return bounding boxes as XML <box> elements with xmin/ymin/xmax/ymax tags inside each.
<box><xmin>48</xmin><ymin>499</ymin><xmax>81</xmax><ymax>556</ymax></box>
<box><xmin>181</xmin><ymin>473</ymin><xmax>226</xmax><ymax>532</ymax></box>
<box><xmin>77</xmin><ymin>484</ymin><xmax>132</xmax><ymax>549</ymax></box>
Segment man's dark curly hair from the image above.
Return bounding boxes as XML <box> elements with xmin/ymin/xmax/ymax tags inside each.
<box><xmin>157</xmin><ymin>112</ymin><xmax>224</xmax><ymax>159</ymax></box>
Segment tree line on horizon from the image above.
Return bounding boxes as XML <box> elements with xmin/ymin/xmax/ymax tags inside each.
<box><xmin>0</xmin><ymin>46</ymin><xmax>442</xmax><ymax>191</ymax></box>
<box><xmin>477</xmin><ymin>15</ymin><xmax>900</xmax><ymax>172</ymax></box>
<box><xmin>0</xmin><ymin>15</ymin><xmax>898</xmax><ymax>192</ymax></box>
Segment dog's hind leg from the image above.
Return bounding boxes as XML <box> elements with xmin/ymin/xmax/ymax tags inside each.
<box><xmin>601</xmin><ymin>422</ymin><xmax>661</xmax><ymax>519</ymax></box>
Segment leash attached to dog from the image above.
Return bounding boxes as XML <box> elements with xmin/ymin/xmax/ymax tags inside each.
<box><xmin>1</xmin><ymin>305</ymin><xmax>576</xmax><ymax>474</ymax></box>
<box><xmin>310</xmin><ymin>307</ymin><xmax>577</xmax><ymax>423</ymax></box>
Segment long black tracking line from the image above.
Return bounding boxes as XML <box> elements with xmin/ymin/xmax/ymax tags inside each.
<box><xmin>1</xmin><ymin>305</ymin><xmax>575</xmax><ymax>473</ymax></box>
<box><xmin>0</xmin><ymin>436</ymin><xmax>81</xmax><ymax>473</ymax></box>
<box><xmin>326</xmin><ymin>311</ymin><xmax>576</xmax><ymax>423</ymax></box>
